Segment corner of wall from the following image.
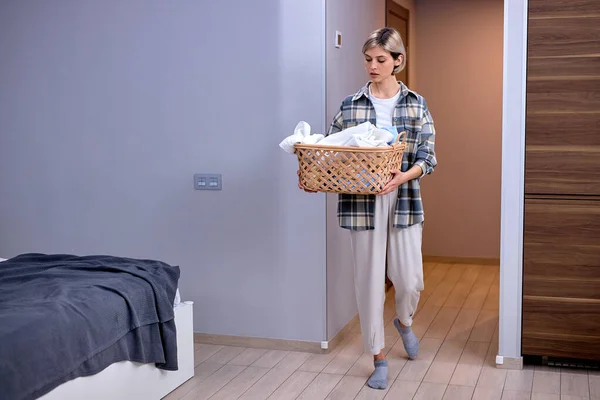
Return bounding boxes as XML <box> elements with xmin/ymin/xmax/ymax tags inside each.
<box><xmin>324</xmin><ymin>0</ymin><xmax>385</xmax><ymax>341</ymax></box>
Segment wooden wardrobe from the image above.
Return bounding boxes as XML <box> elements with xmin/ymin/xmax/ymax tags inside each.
<box><xmin>522</xmin><ymin>1</ymin><xmax>600</xmax><ymax>361</ymax></box>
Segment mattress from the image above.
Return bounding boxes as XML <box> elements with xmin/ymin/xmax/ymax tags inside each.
<box><xmin>0</xmin><ymin>257</ymin><xmax>182</xmax><ymax>308</ymax></box>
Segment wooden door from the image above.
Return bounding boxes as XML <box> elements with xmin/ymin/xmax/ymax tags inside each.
<box><xmin>384</xmin><ymin>0</ymin><xmax>410</xmax><ymax>291</ymax></box>
<box><xmin>386</xmin><ymin>0</ymin><xmax>409</xmax><ymax>86</ymax></box>
<box><xmin>385</xmin><ymin>0</ymin><xmax>410</xmax><ymax>289</ymax></box>
<box><xmin>523</xmin><ymin>0</ymin><xmax>600</xmax><ymax>361</ymax></box>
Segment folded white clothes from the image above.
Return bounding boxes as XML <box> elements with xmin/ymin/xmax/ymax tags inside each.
<box><xmin>279</xmin><ymin>121</ymin><xmax>394</xmax><ymax>154</ymax></box>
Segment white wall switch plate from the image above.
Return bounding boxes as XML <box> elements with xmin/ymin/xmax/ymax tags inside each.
<box><xmin>335</xmin><ymin>31</ymin><xmax>342</xmax><ymax>48</ymax></box>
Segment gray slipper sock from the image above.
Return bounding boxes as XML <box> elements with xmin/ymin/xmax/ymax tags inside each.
<box><xmin>367</xmin><ymin>359</ymin><xmax>388</xmax><ymax>390</ymax></box>
<box><xmin>394</xmin><ymin>318</ymin><xmax>419</xmax><ymax>360</ymax></box>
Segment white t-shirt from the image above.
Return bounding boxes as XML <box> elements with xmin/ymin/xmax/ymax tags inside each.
<box><xmin>369</xmin><ymin>86</ymin><xmax>400</xmax><ymax>128</ymax></box>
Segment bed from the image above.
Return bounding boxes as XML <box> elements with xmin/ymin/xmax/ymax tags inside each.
<box><xmin>0</xmin><ymin>254</ymin><xmax>194</xmax><ymax>400</ymax></box>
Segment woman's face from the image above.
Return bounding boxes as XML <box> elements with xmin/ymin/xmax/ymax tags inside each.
<box><xmin>364</xmin><ymin>46</ymin><xmax>401</xmax><ymax>82</ymax></box>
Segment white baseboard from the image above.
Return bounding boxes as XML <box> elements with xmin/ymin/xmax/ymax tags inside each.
<box><xmin>195</xmin><ymin>314</ymin><xmax>360</xmax><ymax>354</ymax></box>
<box><xmin>194</xmin><ymin>332</ymin><xmax>325</xmax><ymax>353</ymax></box>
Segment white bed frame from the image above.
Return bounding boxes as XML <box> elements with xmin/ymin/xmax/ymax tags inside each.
<box><xmin>0</xmin><ymin>258</ymin><xmax>195</xmax><ymax>400</ymax></box>
<box><xmin>39</xmin><ymin>301</ymin><xmax>195</xmax><ymax>400</ymax></box>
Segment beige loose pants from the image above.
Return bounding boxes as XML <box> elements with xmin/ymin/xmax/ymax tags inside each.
<box><xmin>349</xmin><ymin>189</ymin><xmax>424</xmax><ymax>355</ymax></box>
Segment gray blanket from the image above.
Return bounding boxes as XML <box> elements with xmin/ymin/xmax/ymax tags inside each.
<box><xmin>0</xmin><ymin>253</ymin><xmax>180</xmax><ymax>400</ymax></box>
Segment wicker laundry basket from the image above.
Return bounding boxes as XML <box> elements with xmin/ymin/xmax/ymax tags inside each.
<box><xmin>294</xmin><ymin>131</ymin><xmax>408</xmax><ymax>194</ymax></box>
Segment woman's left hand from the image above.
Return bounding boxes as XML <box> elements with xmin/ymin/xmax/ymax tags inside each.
<box><xmin>378</xmin><ymin>169</ymin><xmax>407</xmax><ymax>196</ymax></box>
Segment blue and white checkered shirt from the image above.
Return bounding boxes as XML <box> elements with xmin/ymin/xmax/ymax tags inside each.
<box><xmin>327</xmin><ymin>81</ymin><xmax>437</xmax><ymax>230</ymax></box>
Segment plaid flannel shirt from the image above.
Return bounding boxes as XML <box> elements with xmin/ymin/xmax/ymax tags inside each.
<box><xmin>327</xmin><ymin>81</ymin><xmax>437</xmax><ymax>230</ymax></box>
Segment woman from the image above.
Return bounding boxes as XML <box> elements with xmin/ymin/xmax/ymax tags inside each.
<box><xmin>299</xmin><ymin>27</ymin><xmax>437</xmax><ymax>390</ymax></box>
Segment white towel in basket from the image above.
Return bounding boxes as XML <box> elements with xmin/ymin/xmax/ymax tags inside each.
<box><xmin>318</xmin><ymin>122</ymin><xmax>393</xmax><ymax>148</ymax></box>
<box><xmin>280</xmin><ymin>121</ymin><xmax>394</xmax><ymax>154</ymax></box>
<box><xmin>279</xmin><ymin>121</ymin><xmax>324</xmax><ymax>154</ymax></box>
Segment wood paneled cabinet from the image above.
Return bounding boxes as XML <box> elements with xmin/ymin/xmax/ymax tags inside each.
<box><xmin>523</xmin><ymin>0</ymin><xmax>600</xmax><ymax>361</ymax></box>
<box><xmin>523</xmin><ymin>200</ymin><xmax>600</xmax><ymax>360</ymax></box>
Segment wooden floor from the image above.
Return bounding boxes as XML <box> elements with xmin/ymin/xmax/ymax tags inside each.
<box><xmin>163</xmin><ymin>263</ymin><xmax>600</xmax><ymax>400</ymax></box>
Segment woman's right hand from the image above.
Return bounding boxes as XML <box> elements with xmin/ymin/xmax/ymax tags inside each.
<box><xmin>297</xmin><ymin>170</ymin><xmax>317</xmax><ymax>193</ymax></box>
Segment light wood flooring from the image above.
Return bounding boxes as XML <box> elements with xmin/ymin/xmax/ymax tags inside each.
<box><xmin>163</xmin><ymin>262</ymin><xmax>600</xmax><ymax>400</ymax></box>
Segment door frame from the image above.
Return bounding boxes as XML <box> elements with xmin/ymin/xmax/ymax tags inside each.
<box><xmin>498</xmin><ymin>0</ymin><xmax>528</xmax><ymax>369</ymax></box>
<box><xmin>383</xmin><ymin>0</ymin><xmax>528</xmax><ymax>368</ymax></box>
<box><xmin>385</xmin><ymin>0</ymin><xmax>410</xmax><ymax>87</ymax></box>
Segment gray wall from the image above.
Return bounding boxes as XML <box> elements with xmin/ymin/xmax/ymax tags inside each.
<box><xmin>0</xmin><ymin>0</ymin><xmax>328</xmax><ymax>342</ymax></box>
<box><xmin>416</xmin><ymin>0</ymin><xmax>503</xmax><ymax>259</ymax></box>
<box><xmin>325</xmin><ymin>0</ymin><xmax>385</xmax><ymax>340</ymax></box>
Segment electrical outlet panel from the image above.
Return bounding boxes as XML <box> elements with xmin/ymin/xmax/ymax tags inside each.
<box><xmin>194</xmin><ymin>174</ymin><xmax>222</xmax><ymax>190</ymax></box>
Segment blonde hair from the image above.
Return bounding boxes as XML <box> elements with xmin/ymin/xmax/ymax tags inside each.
<box><xmin>362</xmin><ymin>27</ymin><xmax>406</xmax><ymax>75</ymax></box>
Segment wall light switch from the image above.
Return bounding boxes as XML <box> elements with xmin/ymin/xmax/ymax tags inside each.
<box><xmin>335</xmin><ymin>31</ymin><xmax>342</xmax><ymax>48</ymax></box>
<box><xmin>194</xmin><ymin>174</ymin><xmax>222</xmax><ymax>190</ymax></box>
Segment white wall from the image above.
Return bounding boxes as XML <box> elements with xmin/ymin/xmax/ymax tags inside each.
<box><xmin>325</xmin><ymin>0</ymin><xmax>385</xmax><ymax>340</ymax></box>
<box><xmin>415</xmin><ymin>0</ymin><xmax>504</xmax><ymax>260</ymax></box>
<box><xmin>0</xmin><ymin>0</ymin><xmax>328</xmax><ymax>342</ymax></box>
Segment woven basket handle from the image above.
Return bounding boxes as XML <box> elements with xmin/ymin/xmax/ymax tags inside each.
<box><xmin>394</xmin><ymin>131</ymin><xmax>408</xmax><ymax>145</ymax></box>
